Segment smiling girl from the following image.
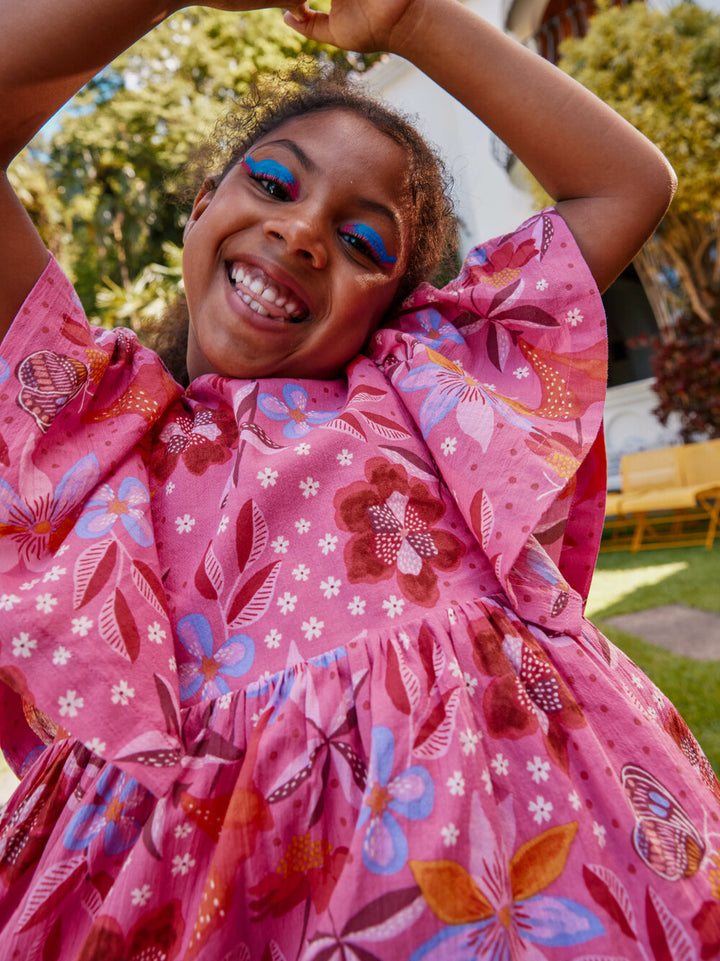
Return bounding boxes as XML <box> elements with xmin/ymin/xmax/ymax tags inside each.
<box><xmin>1</xmin><ymin>0</ymin><xmax>717</xmax><ymax>958</ymax></box>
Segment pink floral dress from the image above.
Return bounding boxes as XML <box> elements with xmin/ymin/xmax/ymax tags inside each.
<box><xmin>0</xmin><ymin>210</ymin><xmax>718</xmax><ymax>960</ymax></box>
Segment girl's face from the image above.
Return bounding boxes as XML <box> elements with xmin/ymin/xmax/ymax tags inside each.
<box><xmin>182</xmin><ymin>109</ymin><xmax>412</xmax><ymax>381</ymax></box>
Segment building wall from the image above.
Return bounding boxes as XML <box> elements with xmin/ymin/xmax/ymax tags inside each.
<box><xmin>360</xmin><ymin>0</ymin><xmax>700</xmax><ymax>484</ymax></box>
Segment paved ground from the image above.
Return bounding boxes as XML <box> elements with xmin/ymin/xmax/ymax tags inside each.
<box><xmin>606</xmin><ymin>604</ymin><xmax>720</xmax><ymax>660</ymax></box>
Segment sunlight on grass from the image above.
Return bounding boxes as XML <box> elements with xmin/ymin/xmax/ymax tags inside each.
<box><xmin>586</xmin><ymin>561</ymin><xmax>687</xmax><ymax>618</ymax></box>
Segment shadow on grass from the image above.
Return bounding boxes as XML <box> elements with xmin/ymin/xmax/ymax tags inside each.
<box><xmin>589</xmin><ymin>545</ymin><xmax>720</xmax><ymax>774</ymax></box>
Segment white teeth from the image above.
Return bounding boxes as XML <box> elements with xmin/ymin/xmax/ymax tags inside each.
<box><xmin>228</xmin><ymin>261</ymin><xmax>307</xmax><ymax>322</ymax></box>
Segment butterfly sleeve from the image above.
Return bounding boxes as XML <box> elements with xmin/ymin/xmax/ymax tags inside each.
<box><xmin>0</xmin><ymin>257</ymin><xmax>187</xmax><ymax>794</ymax></box>
<box><xmin>369</xmin><ymin>209</ymin><xmax>608</xmax><ymax>633</ymax></box>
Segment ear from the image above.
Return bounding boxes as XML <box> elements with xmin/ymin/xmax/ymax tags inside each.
<box><xmin>183</xmin><ymin>176</ymin><xmax>218</xmax><ymax>243</ymax></box>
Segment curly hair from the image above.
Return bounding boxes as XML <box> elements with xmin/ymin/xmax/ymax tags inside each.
<box><xmin>150</xmin><ymin>64</ymin><xmax>457</xmax><ymax>384</ymax></box>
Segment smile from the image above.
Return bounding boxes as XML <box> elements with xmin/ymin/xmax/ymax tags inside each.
<box><xmin>228</xmin><ymin>262</ymin><xmax>309</xmax><ymax>324</ymax></box>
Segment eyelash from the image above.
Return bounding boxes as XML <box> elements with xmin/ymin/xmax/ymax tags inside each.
<box><xmin>246</xmin><ymin>164</ymin><xmax>389</xmax><ymax>269</ymax></box>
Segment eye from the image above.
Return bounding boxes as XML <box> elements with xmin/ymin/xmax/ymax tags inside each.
<box><xmin>241</xmin><ymin>156</ymin><xmax>299</xmax><ymax>202</ymax></box>
<box><xmin>340</xmin><ymin>222</ymin><xmax>397</xmax><ymax>268</ymax></box>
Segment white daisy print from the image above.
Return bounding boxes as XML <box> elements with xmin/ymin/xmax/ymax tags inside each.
<box><xmin>441</xmin><ymin>823</ymin><xmax>460</xmax><ymax>847</ymax></box>
<box><xmin>294</xmin><ymin>443</ymin><xmax>311</xmax><ymax>456</ymax></box>
<box><xmin>446</xmin><ymin>771</ymin><xmax>466</xmax><ymax>797</ymax></box>
<box><xmin>337</xmin><ymin>449</ymin><xmax>353</xmax><ymax>466</ymax></box>
<box><xmin>59</xmin><ymin>690</ymin><xmax>84</xmax><ymax>718</ymax></box>
<box><xmin>565</xmin><ymin>308</ymin><xmax>583</xmax><ymax>327</ymax></box>
<box><xmin>529</xmin><ymin>795</ymin><xmax>553</xmax><ymax>824</ymax></box>
<box><xmin>292</xmin><ymin>564</ymin><xmax>310</xmax><ymax>582</ymax></box>
<box><xmin>302</xmin><ymin>617</ymin><xmax>324</xmax><ymax>641</ymax></box>
<box><xmin>264</xmin><ymin>629</ymin><xmax>282</xmax><ymax>649</ymax></box>
<box><xmin>318</xmin><ymin>533</ymin><xmax>338</xmax><ymax>555</ymax></box>
<box><xmin>441</xmin><ymin>436</ymin><xmax>457</xmax><ymax>456</ymax></box>
<box><xmin>382</xmin><ymin>595</ymin><xmax>405</xmax><ymax>619</ymax></box>
<box><xmin>0</xmin><ymin>594</ymin><xmax>21</xmax><ymax>611</ymax></box>
<box><xmin>277</xmin><ymin>592</ymin><xmax>297</xmax><ymax>614</ymax></box>
<box><xmin>272</xmin><ymin>535</ymin><xmax>290</xmax><ymax>554</ymax></box>
<box><xmin>131</xmin><ymin>884</ymin><xmax>152</xmax><ymax>907</ymax></box>
<box><xmin>53</xmin><ymin>646</ymin><xmax>71</xmax><ymax>666</ymax></box>
<box><xmin>175</xmin><ymin>514</ymin><xmax>195</xmax><ymax>534</ymax></box>
<box><xmin>299</xmin><ymin>477</ymin><xmax>320</xmax><ymax>498</ymax></box>
<box><xmin>295</xmin><ymin>518</ymin><xmax>311</xmax><ymax>534</ymax></box>
<box><xmin>257</xmin><ymin>467</ymin><xmax>278</xmax><ymax>488</ymax></box>
<box><xmin>148</xmin><ymin>622</ymin><xmax>166</xmax><ymax>644</ymax></box>
<box><xmin>72</xmin><ymin>616</ymin><xmax>94</xmax><ymax>637</ymax></box>
<box><xmin>35</xmin><ymin>593</ymin><xmax>57</xmax><ymax>614</ymax></box>
<box><xmin>526</xmin><ymin>756</ymin><xmax>550</xmax><ymax>784</ymax></box>
<box><xmin>111</xmin><ymin>680</ymin><xmax>135</xmax><ymax>705</ymax></box>
<box><xmin>43</xmin><ymin>565</ymin><xmax>66</xmax><ymax>582</ymax></box>
<box><xmin>320</xmin><ymin>576</ymin><xmax>341</xmax><ymax>598</ymax></box>
<box><xmin>348</xmin><ymin>596</ymin><xmax>366</xmax><ymax>616</ymax></box>
<box><xmin>12</xmin><ymin>633</ymin><xmax>37</xmax><ymax>658</ymax></box>
<box><xmin>171</xmin><ymin>853</ymin><xmax>196</xmax><ymax>877</ymax></box>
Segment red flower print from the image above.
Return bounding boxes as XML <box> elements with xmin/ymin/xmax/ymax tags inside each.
<box><xmin>151</xmin><ymin>405</ymin><xmax>238</xmax><ymax>483</ymax></box>
<box><xmin>77</xmin><ymin>899</ymin><xmax>185</xmax><ymax>961</ymax></box>
<box><xmin>468</xmin><ymin>602</ymin><xmax>585</xmax><ymax>771</ymax></box>
<box><xmin>250</xmin><ymin>833</ymin><xmax>350</xmax><ymax>920</ymax></box>
<box><xmin>466</xmin><ymin>238</ymin><xmax>538</xmax><ymax>288</ymax></box>
<box><xmin>334</xmin><ymin>458</ymin><xmax>464</xmax><ymax>607</ymax></box>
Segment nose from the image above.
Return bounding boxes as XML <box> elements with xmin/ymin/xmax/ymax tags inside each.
<box><xmin>264</xmin><ymin>209</ymin><xmax>328</xmax><ymax>269</ymax></box>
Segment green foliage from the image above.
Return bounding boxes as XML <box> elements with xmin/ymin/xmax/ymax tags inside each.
<box><xmin>559</xmin><ymin>1</ymin><xmax>720</xmax><ymax>222</ymax></box>
<box><xmin>9</xmin><ymin>6</ymin><xmax>373</xmax><ymax>326</ymax></box>
<box><xmin>652</xmin><ymin>311</ymin><xmax>720</xmax><ymax>441</ymax></box>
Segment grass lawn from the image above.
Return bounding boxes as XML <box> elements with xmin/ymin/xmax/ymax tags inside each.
<box><xmin>588</xmin><ymin>544</ymin><xmax>720</xmax><ymax>772</ymax></box>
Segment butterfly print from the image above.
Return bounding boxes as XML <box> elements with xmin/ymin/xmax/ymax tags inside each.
<box><xmin>621</xmin><ymin>763</ymin><xmax>705</xmax><ymax>880</ymax></box>
<box><xmin>17</xmin><ymin>350</ymin><xmax>88</xmax><ymax>432</ymax></box>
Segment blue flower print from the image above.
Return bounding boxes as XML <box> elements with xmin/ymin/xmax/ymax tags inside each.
<box><xmin>358</xmin><ymin>725</ymin><xmax>434</xmax><ymax>875</ymax></box>
<box><xmin>0</xmin><ymin>356</ymin><xmax>9</xmax><ymax>385</ymax></box>
<box><xmin>177</xmin><ymin>613</ymin><xmax>255</xmax><ymax>702</ymax></box>
<box><xmin>63</xmin><ymin>767</ymin><xmax>149</xmax><ymax>856</ymax></box>
<box><xmin>410</xmin><ymin>309</ymin><xmax>465</xmax><ymax>348</ymax></box>
<box><xmin>74</xmin><ymin>476</ymin><xmax>153</xmax><ymax>546</ymax></box>
<box><xmin>258</xmin><ymin>383</ymin><xmax>338</xmax><ymax>439</ymax></box>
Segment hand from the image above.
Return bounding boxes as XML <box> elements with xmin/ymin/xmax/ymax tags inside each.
<box><xmin>199</xmin><ymin>0</ymin><xmax>312</xmax><ymax>18</ymax></box>
<box><xmin>280</xmin><ymin>0</ymin><xmax>424</xmax><ymax>55</ymax></box>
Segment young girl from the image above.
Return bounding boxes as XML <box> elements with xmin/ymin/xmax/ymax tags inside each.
<box><xmin>1</xmin><ymin>0</ymin><xmax>717</xmax><ymax>958</ymax></box>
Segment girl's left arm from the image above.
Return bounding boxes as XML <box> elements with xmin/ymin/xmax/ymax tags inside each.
<box><xmin>286</xmin><ymin>0</ymin><xmax>676</xmax><ymax>292</ymax></box>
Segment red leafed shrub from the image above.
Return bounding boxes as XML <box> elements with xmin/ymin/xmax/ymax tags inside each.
<box><xmin>652</xmin><ymin>312</ymin><xmax>720</xmax><ymax>442</ymax></box>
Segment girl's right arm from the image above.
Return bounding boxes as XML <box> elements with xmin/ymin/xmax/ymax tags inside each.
<box><xmin>0</xmin><ymin>0</ymin><xmax>307</xmax><ymax>342</ymax></box>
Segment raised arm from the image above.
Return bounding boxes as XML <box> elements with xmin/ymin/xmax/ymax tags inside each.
<box><xmin>286</xmin><ymin>0</ymin><xmax>677</xmax><ymax>292</ymax></box>
<box><xmin>0</xmin><ymin>0</ymin><xmax>306</xmax><ymax>341</ymax></box>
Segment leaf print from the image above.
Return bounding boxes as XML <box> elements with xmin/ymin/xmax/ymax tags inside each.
<box><xmin>233</xmin><ymin>379</ymin><xmax>259</xmax><ymax>422</ymax></box>
<box><xmin>347</xmin><ymin>383</ymin><xmax>387</xmax><ymax>404</ymax></box>
<box><xmin>646</xmin><ymin>886</ymin><xmax>695</xmax><ymax>961</ymax></box>
<box><xmin>378</xmin><ymin>445</ymin><xmax>437</xmax><ymax>482</ymax></box>
<box><xmin>98</xmin><ymin>587</ymin><xmax>141</xmax><ymax>662</ymax></box>
<box><xmin>195</xmin><ymin>541</ymin><xmax>224</xmax><ymax>601</ymax></box>
<box><xmin>17</xmin><ymin>856</ymin><xmax>86</xmax><ymax>931</ymax></box>
<box><xmin>469</xmin><ymin>488</ymin><xmax>495</xmax><ymax>549</ymax></box>
<box><xmin>358</xmin><ymin>411</ymin><xmax>410</xmax><ymax>440</ymax></box>
<box><xmin>413</xmin><ymin>687</ymin><xmax>462</xmax><ymax>760</ymax></box>
<box><xmin>326</xmin><ymin>412</ymin><xmax>367</xmax><ymax>441</ymax></box>
<box><xmin>154</xmin><ymin>673</ymin><xmax>181</xmax><ymax>740</ymax></box>
<box><xmin>235</xmin><ymin>499</ymin><xmax>268</xmax><ymax>575</ymax></box>
<box><xmin>340</xmin><ymin>886</ymin><xmax>423</xmax><ymax>939</ymax></box>
<box><xmin>73</xmin><ymin>538</ymin><xmax>117</xmax><ymax>609</ymax></box>
<box><xmin>510</xmin><ymin>821</ymin><xmax>578</xmax><ymax>900</ymax></box>
<box><xmin>583</xmin><ymin>863</ymin><xmax>638</xmax><ymax>940</ymax></box>
<box><xmin>238</xmin><ymin>422</ymin><xmax>284</xmax><ymax>452</ymax></box>
<box><xmin>227</xmin><ymin>561</ymin><xmax>281</xmax><ymax>629</ymax></box>
<box><xmin>409</xmin><ymin>859</ymin><xmax>493</xmax><ymax>923</ymax></box>
<box><xmin>131</xmin><ymin>559</ymin><xmax>169</xmax><ymax>616</ymax></box>
<box><xmin>385</xmin><ymin>639</ymin><xmax>419</xmax><ymax>716</ymax></box>
<box><xmin>486</xmin><ymin>320</ymin><xmax>513</xmax><ymax>372</ymax></box>
<box><xmin>540</xmin><ymin>212</ymin><xmax>554</xmax><ymax>258</ymax></box>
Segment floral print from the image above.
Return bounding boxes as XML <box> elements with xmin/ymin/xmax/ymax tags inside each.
<box><xmin>0</xmin><ymin>212</ymin><xmax>717</xmax><ymax>960</ymax></box>
<box><xmin>335</xmin><ymin>458</ymin><xmax>464</xmax><ymax>606</ymax></box>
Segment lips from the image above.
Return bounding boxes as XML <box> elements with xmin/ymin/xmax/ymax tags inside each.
<box><xmin>228</xmin><ymin>262</ymin><xmax>310</xmax><ymax>324</ymax></box>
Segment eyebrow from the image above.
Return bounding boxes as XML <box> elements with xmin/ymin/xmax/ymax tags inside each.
<box><xmin>257</xmin><ymin>137</ymin><xmax>402</xmax><ymax>234</ymax></box>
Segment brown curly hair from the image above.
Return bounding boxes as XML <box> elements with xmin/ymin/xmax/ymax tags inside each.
<box><xmin>150</xmin><ymin>64</ymin><xmax>457</xmax><ymax>384</ymax></box>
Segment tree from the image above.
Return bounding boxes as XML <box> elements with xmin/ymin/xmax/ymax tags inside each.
<box><xmin>557</xmin><ymin>1</ymin><xmax>720</xmax><ymax>331</ymax></box>
<box><xmin>9</xmin><ymin>6</ymin><xmax>372</xmax><ymax>326</ymax></box>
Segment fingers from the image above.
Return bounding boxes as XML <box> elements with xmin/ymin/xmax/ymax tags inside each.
<box><xmin>283</xmin><ymin>7</ymin><xmax>329</xmax><ymax>41</ymax></box>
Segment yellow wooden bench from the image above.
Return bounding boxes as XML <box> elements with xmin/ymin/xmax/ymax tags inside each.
<box><xmin>602</xmin><ymin>439</ymin><xmax>720</xmax><ymax>551</ymax></box>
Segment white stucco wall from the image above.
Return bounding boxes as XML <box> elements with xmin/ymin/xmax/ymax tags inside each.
<box><xmin>359</xmin><ymin>0</ymin><xmax>535</xmax><ymax>257</ymax></box>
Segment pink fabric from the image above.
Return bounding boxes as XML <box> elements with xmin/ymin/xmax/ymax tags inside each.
<box><xmin>0</xmin><ymin>210</ymin><xmax>718</xmax><ymax>959</ymax></box>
